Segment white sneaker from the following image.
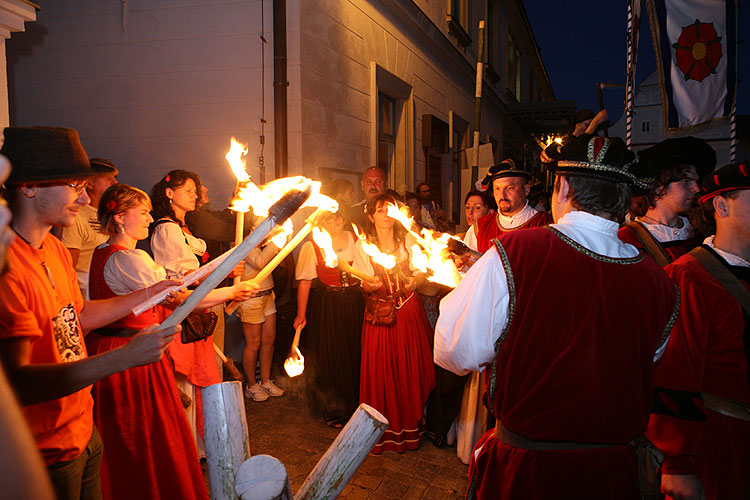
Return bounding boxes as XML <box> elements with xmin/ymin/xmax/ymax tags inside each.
<box><xmin>245</xmin><ymin>382</ymin><xmax>269</xmax><ymax>402</ymax></box>
<box><xmin>261</xmin><ymin>379</ymin><xmax>284</xmax><ymax>397</ymax></box>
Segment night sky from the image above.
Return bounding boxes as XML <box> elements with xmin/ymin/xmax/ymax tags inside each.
<box><xmin>522</xmin><ymin>1</ymin><xmax>748</xmax><ymax>124</ymax></box>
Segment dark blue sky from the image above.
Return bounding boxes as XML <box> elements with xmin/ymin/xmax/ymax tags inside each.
<box><xmin>522</xmin><ymin>1</ymin><xmax>748</xmax><ymax>123</ymax></box>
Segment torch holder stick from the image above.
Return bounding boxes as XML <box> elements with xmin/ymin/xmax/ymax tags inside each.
<box><xmin>235</xmin><ymin>455</ymin><xmax>293</xmax><ymax>500</ymax></box>
<box><xmin>233</xmin><ymin>210</ymin><xmax>245</xmax><ymax>285</ymax></box>
<box><xmin>225</xmin><ymin>208</ymin><xmax>330</xmax><ymax>315</ymax></box>
<box><xmin>160</xmin><ymin>187</ymin><xmax>311</xmax><ymax>330</ymax></box>
<box><xmin>213</xmin><ymin>343</ymin><xmax>243</xmax><ymax>381</ymax></box>
<box><xmin>337</xmin><ymin>259</ymin><xmax>379</xmax><ymax>283</ymax></box>
<box><xmin>290</xmin><ymin>324</ymin><xmax>303</xmax><ymax>354</ymax></box>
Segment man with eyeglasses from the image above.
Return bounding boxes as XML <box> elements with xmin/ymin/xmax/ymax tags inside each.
<box><xmin>350</xmin><ymin>166</ymin><xmax>387</xmax><ymax>230</ymax></box>
<box><xmin>59</xmin><ymin>158</ymin><xmax>118</xmax><ymax>299</ymax></box>
<box><xmin>0</xmin><ymin>127</ymin><xmax>180</xmax><ymax>500</ymax></box>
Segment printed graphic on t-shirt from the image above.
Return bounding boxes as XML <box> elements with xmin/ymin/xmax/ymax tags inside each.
<box><xmin>87</xmin><ymin>215</ymin><xmax>101</xmax><ymax>232</ymax></box>
<box><xmin>52</xmin><ymin>304</ymin><xmax>85</xmax><ymax>362</ymax></box>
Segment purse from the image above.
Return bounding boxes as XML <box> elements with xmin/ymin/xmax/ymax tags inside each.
<box><xmin>364</xmin><ymin>294</ymin><xmax>396</xmax><ymax>325</ymax></box>
<box><xmin>181</xmin><ymin>309</ymin><xmax>218</xmax><ymax>344</ymax></box>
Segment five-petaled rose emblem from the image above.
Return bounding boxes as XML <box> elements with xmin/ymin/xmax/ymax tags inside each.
<box><xmin>672</xmin><ymin>19</ymin><xmax>722</xmax><ymax>82</ymax></box>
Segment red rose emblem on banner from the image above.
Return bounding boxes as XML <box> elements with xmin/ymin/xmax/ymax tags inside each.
<box><xmin>672</xmin><ymin>19</ymin><xmax>722</xmax><ymax>82</ymax></box>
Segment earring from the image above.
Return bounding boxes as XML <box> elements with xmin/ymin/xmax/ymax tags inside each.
<box><xmin>117</xmin><ymin>223</ymin><xmax>125</xmax><ymax>234</ymax></box>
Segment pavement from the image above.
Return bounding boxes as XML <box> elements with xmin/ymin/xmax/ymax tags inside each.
<box><xmin>243</xmin><ymin>381</ymin><xmax>470</xmax><ymax>499</ymax></box>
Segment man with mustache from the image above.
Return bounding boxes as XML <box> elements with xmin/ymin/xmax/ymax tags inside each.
<box><xmin>464</xmin><ymin>159</ymin><xmax>552</xmax><ymax>253</ymax></box>
<box><xmin>618</xmin><ymin>137</ymin><xmax>715</xmax><ymax>265</ymax></box>
<box><xmin>0</xmin><ymin>127</ymin><xmax>180</xmax><ymax>500</ymax></box>
<box><xmin>349</xmin><ymin>166</ymin><xmax>386</xmax><ymax>231</ymax></box>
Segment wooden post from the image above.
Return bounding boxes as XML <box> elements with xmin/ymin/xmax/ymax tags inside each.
<box><xmin>234</xmin><ymin>209</ymin><xmax>245</xmax><ymax>285</ymax></box>
<box><xmin>235</xmin><ymin>455</ymin><xmax>293</xmax><ymax>500</ymax></box>
<box><xmin>202</xmin><ymin>382</ymin><xmax>252</xmax><ymax>500</ymax></box>
<box><xmin>295</xmin><ymin>404</ymin><xmax>388</xmax><ymax>500</ymax></box>
<box><xmin>471</xmin><ymin>20</ymin><xmax>486</xmax><ymax>187</ymax></box>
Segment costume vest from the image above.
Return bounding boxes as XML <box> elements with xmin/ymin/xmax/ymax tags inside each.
<box><xmin>89</xmin><ymin>244</ymin><xmax>161</xmax><ymax>330</ymax></box>
<box><xmin>475</xmin><ymin>210</ymin><xmax>551</xmax><ymax>253</ymax></box>
<box><xmin>618</xmin><ymin>222</ymin><xmax>700</xmax><ymax>266</ymax></box>
<box><xmin>486</xmin><ymin>227</ymin><xmax>679</xmax><ymax>443</ymax></box>
<box><xmin>312</xmin><ymin>242</ymin><xmax>353</xmax><ymax>288</ymax></box>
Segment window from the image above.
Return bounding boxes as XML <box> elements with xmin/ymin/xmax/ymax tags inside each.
<box><xmin>641</xmin><ymin>120</ymin><xmax>650</xmax><ymax>133</ymax></box>
<box><xmin>487</xmin><ymin>0</ymin><xmax>499</xmax><ymax>69</ymax></box>
<box><xmin>507</xmin><ymin>31</ymin><xmax>522</xmax><ymax>100</ymax></box>
<box><xmin>447</xmin><ymin>0</ymin><xmax>471</xmax><ymax>47</ymax></box>
<box><xmin>378</xmin><ymin>94</ymin><xmax>397</xmax><ymax>177</ymax></box>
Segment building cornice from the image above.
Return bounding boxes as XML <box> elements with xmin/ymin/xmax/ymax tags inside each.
<box><xmin>0</xmin><ymin>0</ymin><xmax>36</xmax><ymax>40</ymax></box>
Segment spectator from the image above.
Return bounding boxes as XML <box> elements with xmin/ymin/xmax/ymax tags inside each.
<box><xmin>350</xmin><ymin>167</ymin><xmax>386</xmax><ymax>230</ymax></box>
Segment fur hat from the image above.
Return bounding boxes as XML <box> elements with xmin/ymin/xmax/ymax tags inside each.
<box><xmin>1</xmin><ymin>127</ymin><xmax>94</xmax><ymax>184</ymax></box>
<box><xmin>698</xmin><ymin>162</ymin><xmax>750</xmax><ymax>205</ymax></box>
<box><xmin>551</xmin><ymin>134</ymin><xmax>638</xmax><ymax>185</ymax></box>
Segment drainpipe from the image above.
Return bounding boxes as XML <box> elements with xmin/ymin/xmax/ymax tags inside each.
<box><xmin>273</xmin><ymin>0</ymin><xmax>288</xmax><ymax>179</ymax></box>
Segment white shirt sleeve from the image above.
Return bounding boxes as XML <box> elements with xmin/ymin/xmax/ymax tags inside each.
<box><xmin>463</xmin><ymin>224</ymin><xmax>479</xmax><ymax>252</ymax></box>
<box><xmin>103</xmin><ymin>248</ymin><xmax>167</xmax><ymax>295</ymax></box>
<box><xmin>352</xmin><ymin>239</ymin><xmax>375</xmax><ymax>276</ymax></box>
<box><xmin>150</xmin><ymin>222</ymin><xmax>201</xmax><ymax>278</ymax></box>
<box><xmin>434</xmin><ymin>247</ymin><xmax>511</xmax><ymax>375</ymax></box>
<box><xmin>295</xmin><ymin>241</ymin><xmax>318</xmax><ymax>280</ymax></box>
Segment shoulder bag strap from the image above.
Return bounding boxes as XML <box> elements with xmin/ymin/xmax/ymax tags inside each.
<box><xmin>628</xmin><ymin>221</ymin><xmax>671</xmax><ymax>267</ymax></box>
<box><xmin>689</xmin><ymin>246</ymin><xmax>750</xmax><ymax>317</ymax></box>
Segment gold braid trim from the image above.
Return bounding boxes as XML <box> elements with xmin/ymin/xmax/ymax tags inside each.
<box><xmin>654</xmin><ymin>283</ymin><xmax>680</xmax><ymax>363</ymax></box>
<box><xmin>487</xmin><ymin>238</ymin><xmax>517</xmax><ymax>418</ymax></box>
<box><xmin>546</xmin><ymin>227</ymin><xmax>645</xmax><ymax>265</ymax></box>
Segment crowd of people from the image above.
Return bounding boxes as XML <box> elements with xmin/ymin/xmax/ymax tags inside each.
<box><xmin>0</xmin><ymin>122</ymin><xmax>747</xmax><ymax>500</ymax></box>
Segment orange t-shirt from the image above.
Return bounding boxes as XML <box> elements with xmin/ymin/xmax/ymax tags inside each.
<box><xmin>0</xmin><ymin>233</ymin><xmax>93</xmax><ymax>465</ymax></box>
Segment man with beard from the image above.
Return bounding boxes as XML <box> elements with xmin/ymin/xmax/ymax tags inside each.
<box><xmin>349</xmin><ymin>166</ymin><xmax>386</xmax><ymax>230</ymax></box>
<box><xmin>464</xmin><ymin>159</ymin><xmax>551</xmax><ymax>253</ymax></box>
<box><xmin>618</xmin><ymin>137</ymin><xmax>715</xmax><ymax>265</ymax></box>
<box><xmin>435</xmin><ymin>135</ymin><xmax>679</xmax><ymax>500</ymax></box>
<box><xmin>0</xmin><ymin>127</ymin><xmax>180</xmax><ymax>500</ymax></box>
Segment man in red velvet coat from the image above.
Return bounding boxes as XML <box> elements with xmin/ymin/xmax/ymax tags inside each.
<box><xmin>436</xmin><ymin>135</ymin><xmax>680</xmax><ymax>500</ymax></box>
<box><xmin>646</xmin><ymin>162</ymin><xmax>750</xmax><ymax>500</ymax></box>
<box><xmin>618</xmin><ymin>137</ymin><xmax>715</xmax><ymax>265</ymax></box>
<box><xmin>463</xmin><ymin>159</ymin><xmax>551</xmax><ymax>253</ymax></box>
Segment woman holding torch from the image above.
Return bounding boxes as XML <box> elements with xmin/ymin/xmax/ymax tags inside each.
<box><xmin>353</xmin><ymin>193</ymin><xmax>436</xmax><ymax>454</ymax></box>
<box><xmin>87</xmin><ymin>184</ymin><xmax>255</xmax><ymax>500</ymax></box>
<box><xmin>294</xmin><ymin>208</ymin><xmax>364</xmax><ymax>428</ymax></box>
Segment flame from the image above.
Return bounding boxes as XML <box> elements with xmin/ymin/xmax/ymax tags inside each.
<box><xmin>351</xmin><ymin>225</ymin><xmax>397</xmax><ymax>270</ymax></box>
<box><xmin>226</xmin><ymin>137</ymin><xmax>250</xmax><ymax>182</ymax></box>
<box><xmin>312</xmin><ymin>227</ymin><xmax>339</xmax><ymax>268</ymax></box>
<box><xmin>284</xmin><ymin>346</ymin><xmax>305</xmax><ymax>377</ymax></box>
<box><xmin>383</xmin><ymin>202</ymin><xmax>462</xmax><ymax>288</ymax></box>
<box><xmin>270</xmin><ymin>219</ymin><xmax>293</xmax><ymax>248</ymax></box>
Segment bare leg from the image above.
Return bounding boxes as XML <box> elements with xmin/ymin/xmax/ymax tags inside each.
<box><xmin>241</xmin><ymin>322</ymin><xmax>263</xmax><ymax>384</ymax></box>
<box><xmin>258</xmin><ymin>313</ymin><xmax>277</xmax><ymax>383</ymax></box>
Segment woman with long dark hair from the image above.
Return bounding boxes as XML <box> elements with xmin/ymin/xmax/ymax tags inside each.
<box><xmin>353</xmin><ymin>193</ymin><xmax>435</xmax><ymax>453</ymax></box>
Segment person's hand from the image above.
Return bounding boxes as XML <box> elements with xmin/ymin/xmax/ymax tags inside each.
<box><xmin>230</xmin><ymin>281</ymin><xmax>259</xmax><ymax>302</ymax></box>
<box><xmin>148</xmin><ymin>279</ymin><xmax>183</xmax><ymax>297</ymax></box>
<box><xmin>123</xmin><ymin>324</ymin><xmax>181</xmax><ymax>368</ymax></box>
<box><xmin>661</xmin><ymin>474</ymin><xmax>705</xmax><ymax>500</ymax></box>
<box><xmin>361</xmin><ymin>278</ymin><xmax>383</xmax><ymax>293</ymax></box>
<box><xmin>586</xmin><ymin>109</ymin><xmax>609</xmax><ymax>134</ymax></box>
<box><xmin>404</xmin><ymin>276</ymin><xmax>418</xmax><ymax>291</ymax></box>
<box><xmin>162</xmin><ymin>289</ymin><xmax>189</xmax><ymax>310</ymax></box>
<box><xmin>293</xmin><ymin>315</ymin><xmax>306</xmax><ymax>331</ymax></box>
<box><xmin>540</xmin><ymin>149</ymin><xmax>554</xmax><ymax>164</ymax></box>
<box><xmin>230</xmin><ymin>262</ymin><xmax>245</xmax><ymax>279</ymax></box>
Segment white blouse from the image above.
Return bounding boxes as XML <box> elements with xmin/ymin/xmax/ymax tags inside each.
<box><xmin>242</xmin><ymin>243</ymin><xmax>279</xmax><ymax>291</ymax></box>
<box><xmin>351</xmin><ymin>233</ymin><xmax>421</xmax><ymax>276</ymax></box>
<box><xmin>150</xmin><ymin>220</ymin><xmax>207</xmax><ymax>279</ymax></box>
<box><xmin>296</xmin><ymin>232</ymin><xmax>357</xmax><ymax>281</ymax></box>
<box><xmin>463</xmin><ymin>203</ymin><xmax>541</xmax><ymax>252</ymax></box>
<box><xmin>636</xmin><ymin>216</ymin><xmax>694</xmax><ymax>242</ymax></box>
<box><xmin>100</xmin><ymin>245</ymin><xmax>167</xmax><ymax>295</ymax></box>
<box><xmin>435</xmin><ymin>211</ymin><xmax>640</xmax><ymax>375</ymax></box>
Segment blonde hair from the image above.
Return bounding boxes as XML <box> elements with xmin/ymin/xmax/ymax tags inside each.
<box><xmin>98</xmin><ymin>184</ymin><xmax>151</xmax><ymax>237</ymax></box>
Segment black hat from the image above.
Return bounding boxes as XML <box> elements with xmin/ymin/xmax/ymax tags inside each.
<box><xmin>2</xmin><ymin>127</ymin><xmax>94</xmax><ymax>183</ymax></box>
<box><xmin>480</xmin><ymin>159</ymin><xmax>531</xmax><ymax>187</ymax></box>
<box><xmin>572</xmin><ymin>108</ymin><xmax>595</xmax><ymax>125</ymax></box>
<box><xmin>552</xmin><ymin>134</ymin><xmax>638</xmax><ymax>185</ymax></box>
<box><xmin>90</xmin><ymin>157</ymin><xmax>119</xmax><ymax>175</ymax></box>
<box><xmin>698</xmin><ymin>162</ymin><xmax>750</xmax><ymax>205</ymax></box>
<box><xmin>635</xmin><ymin>136</ymin><xmax>716</xmax><ymax>181</ymax></box>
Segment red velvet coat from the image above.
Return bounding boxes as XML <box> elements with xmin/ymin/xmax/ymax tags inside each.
<box><xmin>474</xmin><ymin>210</ymin><xmax>552</xmax><ymax>253</ymax></box>
<box><xmin>646</xmin><ymin>249</ymin><xmax>750</xmax><ymax>499</ymax></box>
<box><xmin>618</xmin><ymin>223</ymin><xmax>700</xmax><ymax>265</ymax></box>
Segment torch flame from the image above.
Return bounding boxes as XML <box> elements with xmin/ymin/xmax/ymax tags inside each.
<box><xmin>312</xmin><ymin>227</ymin><xmax>339</xmax><ymax>268</ymax></box>
<box><xmin>351</xmin><ymin>225</ymin><xmax>398</xmax><ymax>270</ymax></box>
<box><xmin>226</xmin><ymin>137</ymin><xmax>250</xmax><ymax>182</ymax></box>
<box><xmin>284</xmin><ymin>346</ymin><xmax>305</xmax><ymax>377</ymax></box>
<box><xmin>270</xmin><ymin>219</ymin><xmax>294</xmax><ymax>249</ymax></box>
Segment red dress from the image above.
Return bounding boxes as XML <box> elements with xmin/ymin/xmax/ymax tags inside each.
<box><xmin>646</xmin><ymin>248</ymin><xmax>750</xmax><ymax>500</ymax></box>
<box><xmin>474</xmin><ymin>210</ymin><xmax>551</xmax><ymax>253</ymax></box>
<box><xmin>468</xmin><ymin>228</ymin><xmax>679</xmax><ymax>500</ymax></box>
<box><xmin>87</xmin><ymin>244</ymin><xmax>209</xmax><ymax>500</ymax></box>
<box><xmin>359</xmin><ymin>259</ymin><xmax>436</xmax><ymax>454</ymax></box>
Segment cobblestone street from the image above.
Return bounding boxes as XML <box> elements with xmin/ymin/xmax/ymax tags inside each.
<box><xmin>243</xmin><ymin>383</ymin><xmax>469</xmax><ymax>499</ymax></box>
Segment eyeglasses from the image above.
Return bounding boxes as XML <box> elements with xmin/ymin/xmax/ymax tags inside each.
<box><xmin>66</xmin><ymin>182</ymin><xmax>89</xmax><ymax>194</ymax></box>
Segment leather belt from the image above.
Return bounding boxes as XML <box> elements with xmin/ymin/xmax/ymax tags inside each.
<box><xmin>324</xmin><ymin>285</ymin><xmax>356</xmax><ymax>292</ymax></box>
<box><xmin>702</xmin><ymin>391</ymin><xmax>750</xmax><ymax>421</ymax></box>
<box><xmin>255</xmin><ymin>288</ymin><xmax>274</xmax><ymax>297</ymax></box>
<box><xmin>494</xmin><ymin>423</ymin><xmax>622</xmax><ymax>451</ymax></box>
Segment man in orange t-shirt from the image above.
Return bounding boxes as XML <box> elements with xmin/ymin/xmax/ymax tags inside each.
<box><xmin>0</xmin><ymin>127</ymin><xmax>180</xmax><ymax>500</ymax></box>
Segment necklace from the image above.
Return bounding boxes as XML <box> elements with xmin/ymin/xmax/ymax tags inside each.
<box><xmin>11</xmin><ymin>227</ymin><xmax>56</xmax><ymax>289</ymax></box>
<box><xmin>640</xmin><ymin>214</ymin><xmax>684</xmax><ymax>230</ymax></box>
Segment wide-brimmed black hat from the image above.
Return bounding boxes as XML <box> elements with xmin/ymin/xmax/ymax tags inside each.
<box><xmin>90</xmin><ymin>157</ymin><xmax>118</xmax><ymax>175</ymax></box>
<box><xmin>551</xmin><ymin>134</ymin><xmax>638</xmax><ymax>185</ymax></box>
<box><xmin>698</xmin><ymin>162</ymin><xmax>750</xmax><ymax>205</ymax></box>
<box><xmin>635</xmin><ymin>136</ymin><xmax>716</xmax><ymax>181</ymax></box>
<box><xmin>480</xmin><ymin>159</ymin><xmax>531</xmax><ymax>187</ymax></box>
<box><xmin>572</xmin><ymin>108</ymin><xmax>595</xmax><ymax>125</ymax></box>
<box><xmin>2</xmin><ymin>127</ymin><xmax>94</xmax><ymax>184</ymax></box>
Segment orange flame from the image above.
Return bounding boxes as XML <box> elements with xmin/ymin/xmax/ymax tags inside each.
<box><xmin>351</xmin><ymin>224</ymin><xmax>397</xmax><ymax>270</ymax></box>
<box><xmin>284</xmin><ymin>346</ymin><xmax>305</xmax><ymax>377</ymax></box>
<box><xmin>312</xmin><ymin>227</ymin><xmax>339</xmax><ymax>268</ymax></box>
<box><xmin>270</xmin><ymin>219</ymin><xmax>294</xmax><ymax>249</ymax></box>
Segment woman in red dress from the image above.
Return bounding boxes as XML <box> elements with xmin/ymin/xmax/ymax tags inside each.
<box><xmin>353</xmin><ymin>193</ymin><xmax>436</xmax><ymax>454</ymax></box>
